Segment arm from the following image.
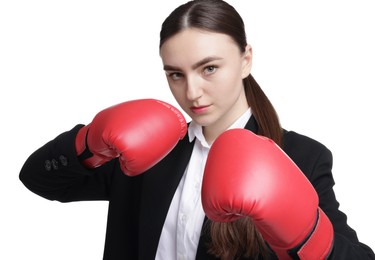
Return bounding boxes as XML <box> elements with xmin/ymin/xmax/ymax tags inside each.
<box><xmin>283</xmin><ymin>131</ymin><xmax>374</xmax><ymax>259</ymax></box>
<box><xmin>19</xmin><ymin>125</ymin><xmax>115</xmax><ymax>202</ymax></box>
<box><xmin>202</xmin><ymin>129</ymin><xmax>375</xmax><ymax>259</ymax></box>
<box><xmin>20</xmin><ymin>99</ymin><xmax>187</xmax><ymax>202</ymax></box>
<box><xmin>301</xmin><ymin>143</ymin><xmax>375</xmax><ymax>259</ymax></box>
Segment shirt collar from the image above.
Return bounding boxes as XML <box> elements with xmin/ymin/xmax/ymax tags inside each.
<box><xmin>188</xmin><ymin>108</ymin><xmax>252</xmax><ymax>146</ymax></box>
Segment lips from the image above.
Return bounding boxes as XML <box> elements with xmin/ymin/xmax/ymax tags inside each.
<box><xmin>190</xmin><ymin>105</ymin><xmax>210</xmax><ymax>114</ymax></box>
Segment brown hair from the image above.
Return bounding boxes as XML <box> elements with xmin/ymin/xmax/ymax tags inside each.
<box><xmin>160</xmin><ymin>0</ymin><xmax>283</xmax><ymax>258</ymax></box>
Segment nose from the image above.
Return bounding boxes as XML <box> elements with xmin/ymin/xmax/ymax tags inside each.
<box><xmin>186</xmin><ymin>76</ymin><xmax>203</xmax><ymax>101</ymax></box>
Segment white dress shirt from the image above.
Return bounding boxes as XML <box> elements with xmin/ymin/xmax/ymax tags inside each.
<box><xmin>155</xmin><ymin>108</ymin><xmax>251</xmax><ymax>260</ymax></box>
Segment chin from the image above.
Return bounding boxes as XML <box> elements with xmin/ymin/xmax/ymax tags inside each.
<box><xmin>191</xmin><ymin>116</ymin><xmax>215</xmax><ymax>127</ymax></box>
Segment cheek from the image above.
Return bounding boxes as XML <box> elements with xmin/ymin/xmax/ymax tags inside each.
<box><xmin>169</xmin><ymin>86</ymin><xmax>181</xmax><ymax>101</ymax></box>
<box><xmin>169</xmin><ymin>85</ymin><xmax>189</xmax><ymax>108</ymax></box>
<box><xmin>215</xmin><ymin>68</ymin><xmax>244</xmax><ymax>95</ymax></box>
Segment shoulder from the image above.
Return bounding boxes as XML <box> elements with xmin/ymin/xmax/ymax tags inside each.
<box><xmin>283</xmin><ymin>129</ymin><xmax>331</xmax><ymax>156</ymax></box>
<box><xmin>282</xmin><ymin>129</ymin><xmax>333</xmax><ymax>179</ymax></box>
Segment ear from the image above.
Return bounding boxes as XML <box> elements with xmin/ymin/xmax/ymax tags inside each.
<box><xmin>241</xmin><ymin>44</ymin><xmax>253</xmax><ymax>79</ymax></box>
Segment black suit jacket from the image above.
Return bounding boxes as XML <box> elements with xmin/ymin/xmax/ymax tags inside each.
<box><xmin>19</xmin><ymin>116</ymin><xmax>375</xmax><ymax>259</ymax></box>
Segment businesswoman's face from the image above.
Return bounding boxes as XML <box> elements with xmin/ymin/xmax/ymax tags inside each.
<box><xmin>160</xmin><ymin>29</ymin><xmax>252</xmax><ymax>137</ymax></box>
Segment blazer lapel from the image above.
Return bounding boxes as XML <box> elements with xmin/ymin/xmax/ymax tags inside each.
<box><xmin>244</xmin><ymin>114</ymin><xmax>259</xmax><ymax>133</ymax></box>
<box><xmin>138</xmin><ymin>135</ymin><xmax>195</xmax><ymax>259</ymax></box>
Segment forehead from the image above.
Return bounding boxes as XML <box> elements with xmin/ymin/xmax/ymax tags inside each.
<box><xmin>160</xmin><ymin>28</ymin><xmax>240</xmax><ymax>67</ymax></box>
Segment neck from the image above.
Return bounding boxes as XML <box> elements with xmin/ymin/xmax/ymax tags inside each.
<box><xmin>203</xmin><ymin>106</ymin><xmax>250</xmax><ymax>145</ymax></box>
<box><xmin>203</xmin><ymin>126</ymin><xmax>225</xmax><ymax>146</ymax></box>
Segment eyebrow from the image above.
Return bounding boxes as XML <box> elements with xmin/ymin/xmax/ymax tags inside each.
<box><xmin>163</xmin><ymin>56</ymin><xmax>223</xmax><ymax>71</ymax></box>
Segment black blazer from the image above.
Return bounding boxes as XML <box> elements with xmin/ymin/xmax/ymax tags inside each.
<box><xmin>19</xmin><ymin>116</ymin><xmax>375</xmax><ymax>259</ymax></box>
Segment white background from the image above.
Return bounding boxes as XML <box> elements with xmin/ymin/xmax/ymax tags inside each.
<box><xmin>1</xmin><ymin>1</ymin><xmax>374</xmax><ymax>259</ymax></box>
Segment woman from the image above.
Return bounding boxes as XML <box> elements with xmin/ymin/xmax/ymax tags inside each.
<box><xmin>20</xmin><ymin>0</ymin><xmax>374</xmax><ymax>259</ymax></box>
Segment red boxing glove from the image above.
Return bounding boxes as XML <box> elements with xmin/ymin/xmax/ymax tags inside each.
<box><xmin>202</xmin><ymin>129</ymin><xmax>334</xmax><ymax>259</ymax></box>
<box><xmin>75</xmin><ymin>99</ymin><xmax>187</xmax><ymax>176</ymax></box>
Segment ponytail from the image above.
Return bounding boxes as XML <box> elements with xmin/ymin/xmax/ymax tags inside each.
<box><xmin>244</xmin><ymin>74</ymin><xmax>283</xmax><ymax>147</ymax></box>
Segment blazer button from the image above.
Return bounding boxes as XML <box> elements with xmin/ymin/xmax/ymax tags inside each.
<box><xmin>44</xmin><ymin>160</ymin><xmax>52</xmax><ymax>171</ymax></box>
<box><xmin>59</xmin><ymin>155</ymin><xmax>68</xmax><ymax>166</ymax></box>
<box><xmin>51</xmin><ymin>159</ymin><xmax>59</xmax><ymax>170</ymax></box>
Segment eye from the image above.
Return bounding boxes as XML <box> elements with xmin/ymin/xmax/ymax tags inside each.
<box><xmin>203</xmin><ymin>65</ymin><xmax>217</xmax><ymax>75</ymax></box>
<box><xmin>166</xmin><ymin>71</ymin><xmax>183</xmax><ymax>81</ymax></box>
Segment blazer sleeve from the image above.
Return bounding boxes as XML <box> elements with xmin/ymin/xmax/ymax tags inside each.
<box><xmin>19</xmin><ymin>124</ymin><xmax>117</xmax><ymax>202</ymax></box>
<box><xmin>283</xmin><ymin>131</ymin><xmax>375</xmax><ymax>259</ymax></box>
